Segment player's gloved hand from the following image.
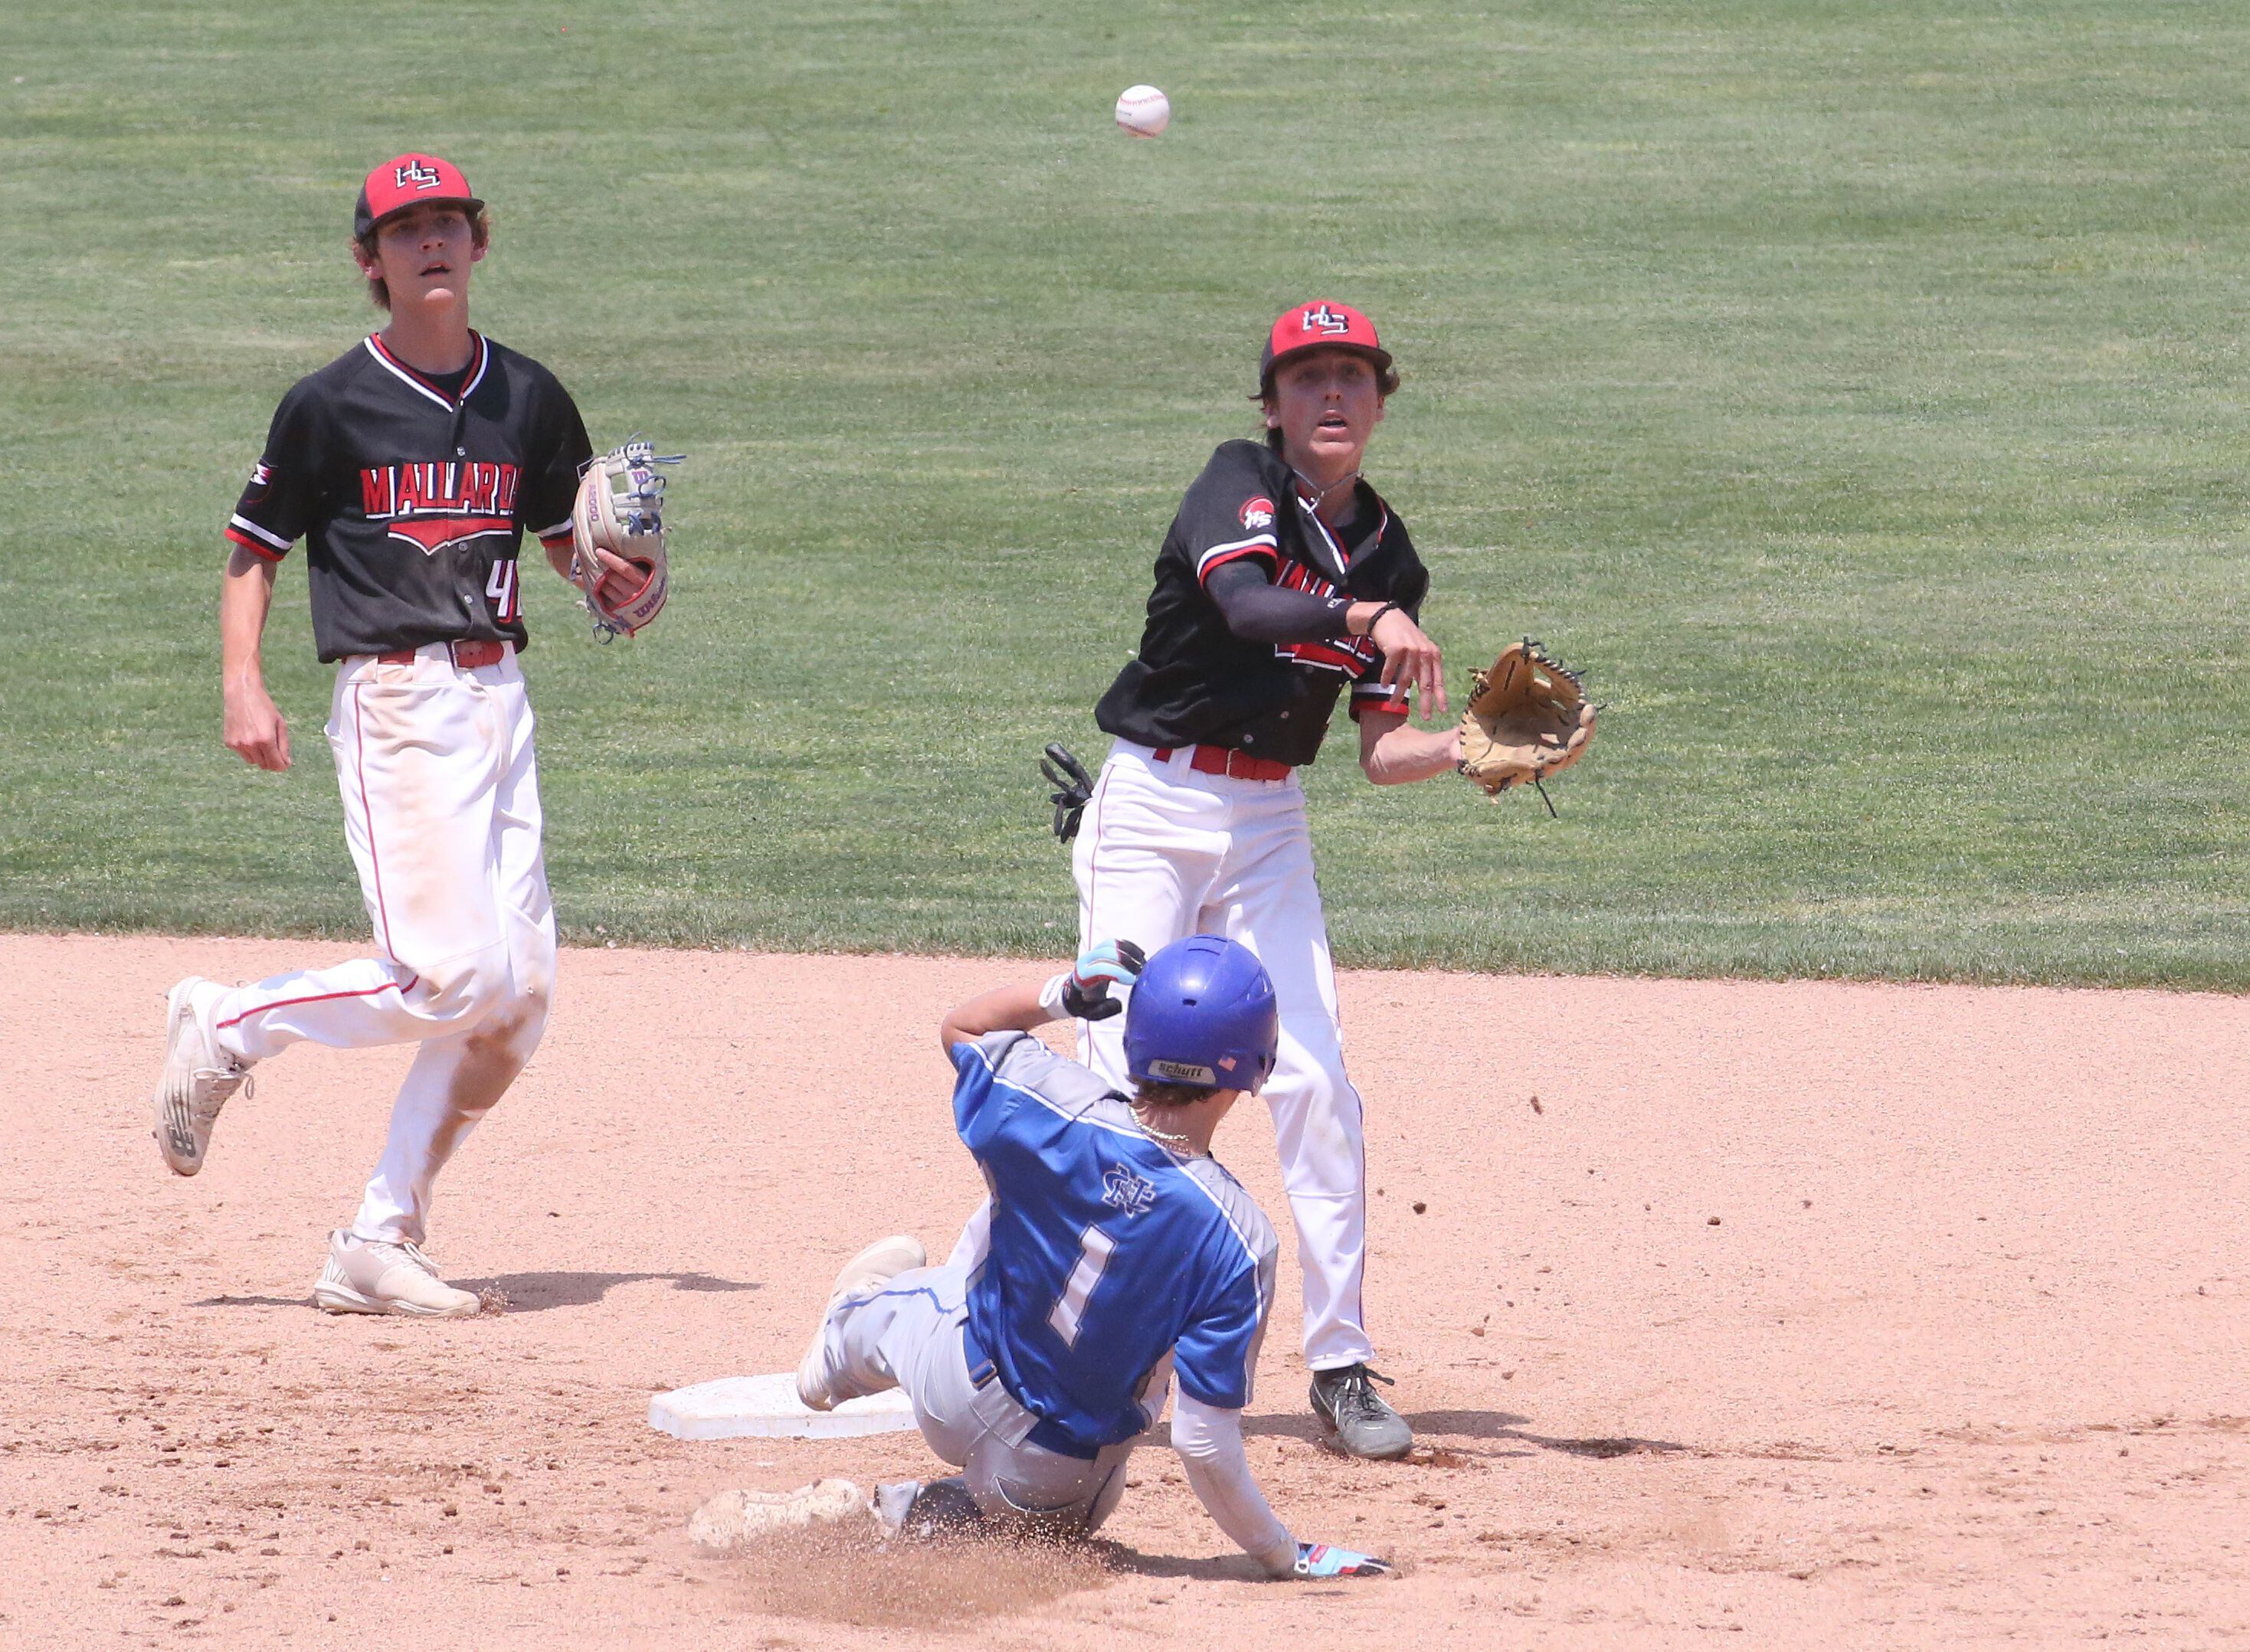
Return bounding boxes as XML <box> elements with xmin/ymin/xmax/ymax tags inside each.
<box><xmin>1062</xmin><ymin>939</ymin><xmax>1146</xmax><ymax>1021</ymax></box>
<box><xmin>1040</xmin><ymin>743</ymin><xmax>1096</xmax><ymax>842</ymax></box>
<box><xmin>1292</xmin><ymin>1541</ymin><xmax>1394</xmax><ymax>1579</ymax></box>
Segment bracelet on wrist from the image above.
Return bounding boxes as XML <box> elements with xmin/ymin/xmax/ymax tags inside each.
<box><xmin>1361</xmin><ymin>601</ymin><xmax>1398</xmax><ymax>637</ymax></box>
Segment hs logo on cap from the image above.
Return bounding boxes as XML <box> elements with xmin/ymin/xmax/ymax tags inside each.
<box><xmin>395</xmin><ymin>161</ymin><xmax>442</xmax><ymax>190</ymax></box>
<box><xmin>1302</xmin><ymin>304</ymin><xmax>1351</xmax><ymax>335</ymax></box>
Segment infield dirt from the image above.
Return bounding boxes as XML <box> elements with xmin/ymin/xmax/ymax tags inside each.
<box><xmin>7</xmin><ymin>934</ymin><xmax>2248</xmax><ymax>1647</ymax></box>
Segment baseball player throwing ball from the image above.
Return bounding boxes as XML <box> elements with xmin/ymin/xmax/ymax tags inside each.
<box><xmin>1059</xmin><ymin>301</ymin><xmax>1460</xmax><ymax>1457</ymax></box>
<box><xmin>796</xmin><ymin>935</ymin><xmax>1391</xmax><ymax>1579</ymax></box>
<box><xmin>148</xmin><ymin>153</ymin><xmax>645</xmax><ymax>1317</ymax></box>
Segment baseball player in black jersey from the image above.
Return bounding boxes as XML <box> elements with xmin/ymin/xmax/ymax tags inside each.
<box><xmin>1070</xmin><ymin>300</ymin><xmax>1461</xmax><ymax>1457</ymax></box>
<box><xmin>149</xmin><ymin>154</ymin><xmax>634</xmax><ymax>1317</ymax></box>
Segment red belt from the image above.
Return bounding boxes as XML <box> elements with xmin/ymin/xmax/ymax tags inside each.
<box><xmin>374</xmin><ymin>640</ymin><xmax>508</xmax><ymax>669</ymax></box>
<box><xmin>1150</xmin><ymin>744</ymin><xmax>1293</xmax><ymax>782</ymax></box>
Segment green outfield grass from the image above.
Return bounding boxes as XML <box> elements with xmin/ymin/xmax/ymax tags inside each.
<box><xmin>4</xmin><ymin>1</ymin><xmax>2248</xmax><ymax>985</ymax></box>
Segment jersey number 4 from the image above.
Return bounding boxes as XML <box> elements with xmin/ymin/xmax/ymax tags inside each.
<box><xmin>1046</xmin><ymin>1225</ymin><xmax>1118</xmax><ymax>1349</ymax></box>
<box><xmin>484</xmin><ymin>559</ymin><xmax>520</xmax><ymax>623</ymax></box>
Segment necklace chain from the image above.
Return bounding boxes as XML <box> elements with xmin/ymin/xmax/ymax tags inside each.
<box><xmin>1131</xmin><ymin>1108</ymin><xmax>1205</xmax><ymax>1156</ymax></box>
<box><xmin>1292</xmin><ymin>465</ymin><xmax>1361</xmax><ymax>517</ymax></box>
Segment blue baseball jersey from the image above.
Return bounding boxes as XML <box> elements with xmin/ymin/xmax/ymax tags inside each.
<box><xmin>952</xmin><ymin>1032</ymin><xmax>1280</xmax><ymax>1458</ymax></box>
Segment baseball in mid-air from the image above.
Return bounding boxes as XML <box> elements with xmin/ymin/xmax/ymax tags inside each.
<box><xmin>1115</xmin><ymin>84</ymin><xmax>1170</xmax><ymax>139</ymax></box>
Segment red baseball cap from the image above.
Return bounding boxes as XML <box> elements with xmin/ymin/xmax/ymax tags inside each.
<box><xmin>355</xmin><ymin>153</ymin><xmax>483</xmax><ymax>238</ymax></box>
<box><xmin>1259</xmin><ymin>299</ymin><xmax>1393</xmax><ymax>392</ymax></box>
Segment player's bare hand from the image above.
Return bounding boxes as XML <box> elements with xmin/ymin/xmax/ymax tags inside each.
<box><xmin>1371</xmin><ymin>608</ymin><xmax>1446</xmax><ymax>719</ymax></box>
<box><xmin>575</xmin><ymin>544</ymin><xmax>638</xmax><ymax>592</ymax></box>
<box><xmin>224</xmin><ymin>679</ymin><xmax>291</xmax><ymax>772</ymax></box>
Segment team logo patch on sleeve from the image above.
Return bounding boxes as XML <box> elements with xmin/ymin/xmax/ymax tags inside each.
<box><xmin>1239</xmin><ymin>495</ymin><xmax>1276</xmax><ymax>532</ymax></box>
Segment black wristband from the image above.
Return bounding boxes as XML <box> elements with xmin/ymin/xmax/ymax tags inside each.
<box><xmin>1361</xmin><ymin>601</ymin><xmax>1399</xmax><ymax>638</ymax></box>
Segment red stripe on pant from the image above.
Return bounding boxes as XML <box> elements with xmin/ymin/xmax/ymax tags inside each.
<box><xmin>216</xmin><ymin>975</ymin><xmax>418</xmax><ymax>1032</ymax></box>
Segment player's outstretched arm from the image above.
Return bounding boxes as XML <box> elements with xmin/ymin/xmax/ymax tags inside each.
<box><xmin>1171</xmin><ymin>1393</ymin><xmax>1298</xmax><ymax>1576</ymax></box>
<box><xmin>1356</xmin><ymin>706</ymin><xmax>1461</xmax><ymax>787</ymax></box>
<box><xmin>220</xmin><ymin>545</ymin><xmax>290</xmax><ymax>772</ymax></box>
<box><xmin>937</xmin><ymin>979</ymin><xmax>1048</xmax><ymax>1053</ymax></box>
<box><xmin>937</xmin><ymin>941</ymin><xmax>1145</xmax><ymax>1052</ymax></box>
<box><xmin>1174</xmin><ymin>1394</ymin><xmax>1390</xmax><ymax>1580</ymax></box>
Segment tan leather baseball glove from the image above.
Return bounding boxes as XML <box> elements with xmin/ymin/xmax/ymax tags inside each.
<box><xmin>570</xmin><ymin>440</ymin><xmax>682</xmax><ymax>640</ymax></box>
<box><xmin>1457</xmin><ymin>639</ymin><xmax>1596</xmax><ymax>804</ymax></box>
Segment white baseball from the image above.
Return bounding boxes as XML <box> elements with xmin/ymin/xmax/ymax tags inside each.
<box><xmin>1115</xmin><ymin>84</ymin><xmax>1170</xmax><ymax>139</ymax></box>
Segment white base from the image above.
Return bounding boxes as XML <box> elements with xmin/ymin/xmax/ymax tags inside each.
<box><xmin>648</xmin><ymin>1372</ymin><xmax>919</xmax><ymax>1441</ymax></box>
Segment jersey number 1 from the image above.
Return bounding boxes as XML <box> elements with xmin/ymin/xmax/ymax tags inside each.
<box><xmin>485</xmin><ymin>559</ymin><xmax>520</xmax><ymax>623</ymax></box>
<box><xmin>1046</xmin><ymin>1225</ymin><xmax>1118</xmax><ymax>1349</ymax></box>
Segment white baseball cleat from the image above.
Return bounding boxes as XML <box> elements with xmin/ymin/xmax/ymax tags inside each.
<box><xmin>313</xmin><ymin>1230</ymin><xmax>482</xmax><ymax>1318</ymax></box>
<box><xmin>796</xmin><ymin>1234</ymin><xmax>926</xmax><ymax>1410</ymax></box>
<box><xmin>152</xmin><ymin>976</ymin><xmax>254</xmax><ymax>1177</ymax></box>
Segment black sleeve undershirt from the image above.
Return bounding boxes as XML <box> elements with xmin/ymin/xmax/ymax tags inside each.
<box><xmin>1207</xmin><ymin>558</ymin><xmax>1354</xmax><ymax>644</ymax></box>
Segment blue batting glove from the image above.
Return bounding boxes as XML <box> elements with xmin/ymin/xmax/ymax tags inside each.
<box><xmin>1063</xmin><ymin>939</ymin><xmax>1146</xmax><ymax>1021</ymax></box>
<box><xmin>1292</xmin><ymin>1541</ymin><xmax>1394</xmax><ymax>1579</ymax></box>
<box><xmin>1074</xmin><ymin>938</ymin><xmax>1145</xmax><ymax>988</ymax></box>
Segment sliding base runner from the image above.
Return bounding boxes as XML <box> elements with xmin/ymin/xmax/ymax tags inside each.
<box><xmin>795</xmin><ymin>936</ymin><xmax>1392</xmax><ymax>1578</ymax></box>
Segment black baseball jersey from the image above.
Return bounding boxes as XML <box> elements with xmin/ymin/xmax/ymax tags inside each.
<box><xmin>1094</xmin><ymin>440</ymin><xmax>1430</xmax><ymax>769</ymax></box>
<box><xmin>225</xmin><ymin>332</ymin><xmax>593</xmax><ymax>662</ymax></box>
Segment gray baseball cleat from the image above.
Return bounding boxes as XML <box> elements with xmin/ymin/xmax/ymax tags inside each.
<box><xmin>873</xmin><ymin>1476</ymin><xmax>984</xmax><ymax>1541</ymax></box>
<box><xmin>152</xmin><ymin>976</ymin><xmax>254</xmax><ymax>1177</ymax></box>
<box><xmin>797</xmin><ymin>1234</ymin><xmax>927</xmax><ymax>1410</ymax></box>
<box><xmin>1310</xmin><ymin>1362</ymin><xmax>1414</xmax><ymax>1461</ymax></box>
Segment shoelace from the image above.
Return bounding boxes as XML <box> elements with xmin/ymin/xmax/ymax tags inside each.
<box><xmin>186</xmin><ymin>1065</ymin><xmax>254</xmax><ymax>1117</ymax></box>
<box><xmin>1324</xmin><ymin>1365</ymin><xmax>1397</xmax><ymax>1407</ymax></box>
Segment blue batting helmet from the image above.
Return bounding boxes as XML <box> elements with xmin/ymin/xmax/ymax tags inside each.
<box><xmin>1123</xmin><ymin>935</ymin><xmax>1279</xmax><ymax>1094</ymax></box>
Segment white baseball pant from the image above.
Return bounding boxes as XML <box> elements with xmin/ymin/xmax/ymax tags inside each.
<box><xmin>1073</xmin><ymin>740</ymin><xmax>1373</xmax><ymax>1371</ymax></box>
<box><xmin>205</xmin><ymin>643</ymin><xmax>555</xmax><ymax>1245</ymax></box>
<box><xmin>813</xmin><ymin>1261</ymin><xmax>1144</xmax><ymax>1533</ymax></box>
